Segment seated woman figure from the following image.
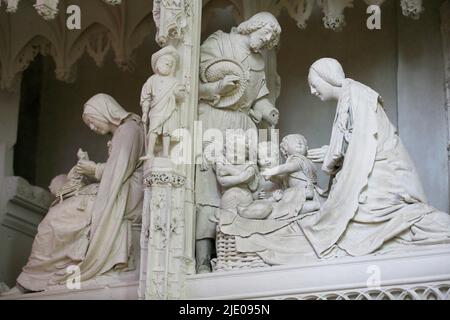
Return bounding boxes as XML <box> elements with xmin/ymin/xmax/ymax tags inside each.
<box><xmin>303</xmin><ymin>58</ymin><xmax>450</xmax><ymax>258</ymax></box>
<box><xmin>11</xmin><ymin>93</ymin><xmax>144</xmax><ymax>293</ymax></box>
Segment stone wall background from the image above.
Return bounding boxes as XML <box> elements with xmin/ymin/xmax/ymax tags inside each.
<box><xmin>19</xmin><ymin>0</ymin><xmax>449</xmax><ymax>212</ymax></box>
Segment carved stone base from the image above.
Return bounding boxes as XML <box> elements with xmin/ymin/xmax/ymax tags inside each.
<box><xmin>186</xmin><ymin>247</ymin><xmax>450</xmax><ymax>300</ymax></box>
<box><xmin>3</xmin><ymin>248</ymin><xmax>450</xmax><ymax>300</ymax></box>
<box><xmin>0</xmin><ymin>177</ymin><xmax>52</xmax><ymax>287</ymax></box>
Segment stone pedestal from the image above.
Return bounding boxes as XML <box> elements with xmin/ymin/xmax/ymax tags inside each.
<box><xmin>139</xmin><ymin>158</ymin><xmax>187</xmax><ymax>300</ymax></box>
<box><xmin>186</xmin><ymin>247</ymin><xmax>450</xmax><ymax>300</ymax></box>
<box><xmin>0</xmin><ymin>177</ymin><xmax>52</xmax><ymax>287</ymax></box>
<box><xmin>3</xmin><ymin>248</ymin><xmax>450</xmax><ymax>300</ymax></box>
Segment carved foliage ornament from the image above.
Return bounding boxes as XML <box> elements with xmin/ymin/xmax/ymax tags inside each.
<box><xmin>0</xmin><ymin>0</ymin><xmax>20</xmax><ymax>13</ymax></box>
<box><xmin>0</xmin><ymin>0</ymin><xmax>120</xmax><ymax>20</ymax></box>
<box><xmin>204</xmin><ymin>0</ymin><xmax>426</xmax><ymax>31</ymax></box>
<box><xmin>318</xmin><ymin>0</ymin><xmax>354</xmax><ymax>31</ymax></box>
<box><xmin>153</xmin><ymin>0</ymin><xmax>192</xmax><ymax>46</ymax></box>
<box><xmin>143</xmin><ymin>171</ymin><xmax>186</xmax><ymax>188</ymax></box>
<box><xmin>400</xmin><ymin>0</ymin><xmax>424</xmax><ymax>20</ymax></box>
<box><xmin>1</xmin><ymin>0</ymin><xmax>427</xmax><ymax>23</ymax></box>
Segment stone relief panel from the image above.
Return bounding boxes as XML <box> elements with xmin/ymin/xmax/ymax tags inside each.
<box><xmin>193</xmin><ymin>48</ymin><xmax>450</xmax><ymax>274</ymax></box>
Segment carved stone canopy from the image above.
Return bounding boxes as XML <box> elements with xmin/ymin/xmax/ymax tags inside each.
<box><xmin>0</xmin><ymin>0</ymin><xmax>121</xmax><ymax>20</ymax></box>
<box><xmin>0</xmin><ymin>0</ymin><xmax>428</xmax><ymax>91</ymax></box>
<box><xmin>202</xmin><ymin>0</ymin><xmax>425</xmax><ymax>31</ymax></box>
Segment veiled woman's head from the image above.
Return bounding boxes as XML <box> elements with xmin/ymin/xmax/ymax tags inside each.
<box><xmin>308</xmin><ymin>58</ymin><xmax>345</xmax><ymax>102</ymax></box>
<box><xmin>82</xmin><ymin>94</ymin><xmax>130</xmax><ymax>135</ymax></box>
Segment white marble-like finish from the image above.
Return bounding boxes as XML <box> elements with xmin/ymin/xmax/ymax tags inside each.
<box><xmin>186</xmin><ymin>248</ymin><xmax>450</xmax><ymax>300</ymax></box>
<box><xmin>3</xmin><ymin>248</ymin><xmax>450</xmax><ymax>300</ymax></box>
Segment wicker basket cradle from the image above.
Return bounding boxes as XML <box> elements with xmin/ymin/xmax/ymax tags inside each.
<box><xmin>212</xmin><ymin>228</ymin><xmax>269</xmax><ymax>272</ymax></box>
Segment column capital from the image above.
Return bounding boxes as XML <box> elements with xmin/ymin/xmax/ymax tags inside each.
<box><xmin>143</xmin><ymin>158</ymin><xmax>186</xmax><ymax>189</ymax></box>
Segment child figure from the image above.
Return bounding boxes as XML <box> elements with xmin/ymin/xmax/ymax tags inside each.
<box><xmin>255</xmin><ymin>141</ymin><xmax>284</xmax><ymax>202</ymax></box>
<box><xmin>213</xmin><ymin>133</ymin><xmax>270</xmax><ymax>220</ymax></box>
<box><xmin>262</xmin><ymin>134</ymin><xmax>321</xmax><ymax>214</ymax></box>
<box><xmin>140</xmin><ymin>45</ymin><xmax>186</xmax><ymax>160</ymax></box>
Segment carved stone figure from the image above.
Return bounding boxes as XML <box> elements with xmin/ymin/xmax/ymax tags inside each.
<box><xmin>212</xmin><ymin>133</ymin><xmax>319</xmax><ymax>271</ymax></box>
<box><xmin>141</xmin><ymin>45</ymin><xmax>186</xmax><ymax>161</ymax></box>
<box><xmin>195</xmin><ymin>12</ymin><xmax>282</xmax><ymax>273</ymax></box>
<box><xmin>303</xmin><ymin>58</ymin><xmax>450</xmax><ymax>258</ymax></box>
<box><xmin>262</xmin><ymin>134</ymin><xmax>322</xmax><ymax>215</ymax></box>
<box><xmin>216</xmin><ymin>134</ymin><xmax>260</xmax><ymax>220</ymax></box>
<box><xmin>9</xmin><ymin>94</ymin><xmax>144</xmax><ymax>294</ymax></box>
<box><xmin>254</xmin><ymin>141</ymin><xmax>283</xmax><ymax>202</ymax></box>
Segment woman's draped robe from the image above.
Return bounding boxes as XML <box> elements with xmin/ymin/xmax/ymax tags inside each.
<box><xmin>300</xmin><ymin>79</ymin><xmax>450</xmax><ymax>258</ymax></box>
<box><xmin>17</xmin><ymin>118</ymin><xmax>144</xmax><ymax>291</ymax></box>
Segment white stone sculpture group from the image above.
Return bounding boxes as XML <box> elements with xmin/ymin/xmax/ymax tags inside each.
<box><xmin>3</xmin><ymin>11</ymin><xmax>450</xmax><ymax>295</ymax></box>
<box><xmin>194</xmin><ymin>12</ymin><xmax>450</xmax><ymax>273</ymax></box>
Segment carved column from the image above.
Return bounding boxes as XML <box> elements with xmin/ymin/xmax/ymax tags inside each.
<box><xmin>139</xmin><ymin>159</ymin><xmax>187</xmax><ymax>300</ymax></box>
<box><xmin>139</xmin><ymin>0</ymin><xmax>201</xmax><ymax>300</ymax></box>
<box><xmin>441</xmin><ymin>2</ymin><xmax>450</xmax><ymax>208</ymax></box>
